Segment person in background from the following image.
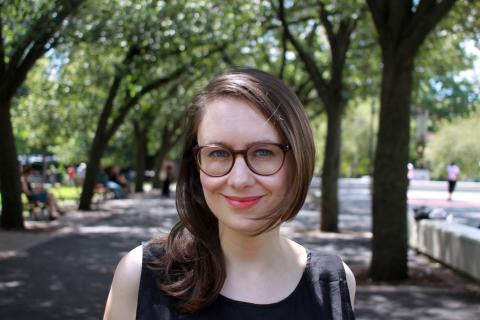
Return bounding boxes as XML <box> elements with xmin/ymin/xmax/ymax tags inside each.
<box><xmin>161</xmin><ymin>164</ymin><xmax>173</xmax><ymax>198</ymax></box>
<box><xmin>67</xmin><ymin>166</ymin><xmax>76</xmax><ymax>186</ymax></box>
<box><xmin>21</xmin><ymin>165</ymin><xmax>65</xmax><ymax>220</ymax></box>
<box><xmin>103</xmin><ymin>69</ymin><xmax>355</xmax><ymax>319</ymax></box>
<box><xmin>447</xmin><ymin>162</ymin><xmax>460</xmax><ymax>201</ymax></box>
<box><xmin>106</xmin><ymin>165</ymin><xmax>130</xmax><ymax>196</ymax></box>
<box><xmin>407</xmin><ymin>162</ymin><xmax>414</xmax><ymax>186</ymax></box>
<box><xmin>75</xmin><ymin>162</ymin><xmax>87</xmax><ymax>186</ymax></box>
<box><xmin>100</xmin><ymin>166</ymin><xmax>125</xmax><ymax>200</ymax></box>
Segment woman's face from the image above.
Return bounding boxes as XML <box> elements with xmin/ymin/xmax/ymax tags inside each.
<box><xmin>196</xmin><ymin>97</ymin><xmax>291</xmax><ymax>234</ymax></box>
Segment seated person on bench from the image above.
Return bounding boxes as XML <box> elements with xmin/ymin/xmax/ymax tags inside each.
<box><xmin>21</xmin><ymin>165</ymin><xmax>65</xmax><ymax>220</ymax></box>
<box><xmin>97</xmin><ymin>167</ymin><xmax>125</xmax><ymax>199</ymax></box>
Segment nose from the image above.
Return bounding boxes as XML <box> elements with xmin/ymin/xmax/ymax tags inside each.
<box><xmin>227</xmin><ymin>154</ymin><xmax>255</xmax><ymax>189</ymax></box>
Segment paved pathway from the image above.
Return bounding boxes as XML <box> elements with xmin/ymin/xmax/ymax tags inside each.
<box><xmin>0</xmin><ymin>190</ymin><xmax>479</xmax><ymax>319</ymax></box>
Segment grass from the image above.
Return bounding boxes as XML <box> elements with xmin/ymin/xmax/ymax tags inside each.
<box><xmin>1</xmin><ymin>185</ymin><xmax>81</xmax><ymax>215</ymax></box>
<box><xmin>48</xmin><ymin>185</ymin><xmax>82</xmax><ymax>201</ymax></box>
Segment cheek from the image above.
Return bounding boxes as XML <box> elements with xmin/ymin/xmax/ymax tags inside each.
<box><xmin>199</xmin><ymin>173</ymin><xmax>226</xmax><ymax>215</ymax></box>
<box><xmin>277</xmin><ymin>157</ymin><xmax>292</xmax><ymax>186</ymax></box>
<box><xmin>274</xmin><ymin>171</ymin><xmax>290</xmax><ymax>195</ymax></box>
<box><xmin>199</xmin><ymin>172</ymin><xmax>223</xmax><ymax>194</ymax></box>
<box><xmin>258</xmin><ymin>166</ymin><xmax>290</xmax><ymax>198</ymax></box>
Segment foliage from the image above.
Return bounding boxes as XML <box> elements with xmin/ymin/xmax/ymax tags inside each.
<box><xmin>12</xmin><ymin>47</ymin><xmax>109</xmax><ymax>162</ymax></box>
<box><xmin>311</xmin><ymin>99</ymin><xmax>379</xmax><ymax>178</ymax></box>
<box><xmin>341</xmin><ymin>99</ymin><xmax>378</xmax><ymax>177</ymax></box>
<box><xmin>425</xmin><ymin>111</ymin><xmax>480</xmax><ymax>181</ymax></box>
<box><xmin>310</xmin><ymin>114</ymin><xmax>326</xmax><ymax>176</ymax></box>
<box><xmin>13</xmin><ymin>0</ymin><xmax>251</xmax><ymax>164</ymax></box>
<box><xmin>413</xmin><ymin>9</ymin><xmax>480</xmax><ymax>128</ymax></box>
<box><xmin>8</xmin><ymin>0</ymin><xmax>480</xmax><ymax>180</ymax></box>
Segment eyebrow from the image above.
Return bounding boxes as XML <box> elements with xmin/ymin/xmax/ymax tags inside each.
<box><xmin>200</xmin><ymin>139</ymin><xmax>282</xmax><ymax>148</ymax></box>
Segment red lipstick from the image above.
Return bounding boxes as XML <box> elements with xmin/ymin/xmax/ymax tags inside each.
<box><xmin>224</xmin><ymin>195</ymin><xmax>262</xmax><ymax>209</ymax></box>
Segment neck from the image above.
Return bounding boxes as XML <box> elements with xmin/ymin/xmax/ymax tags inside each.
<box><xmin>218</xmin><ymin>223</ymin><xmax>308</xmax><ymax>301</ymax></box>
<box><xmin>219</xmin><ymin>225</ymin><xmax>290</xmax><ymax>272</ymax></box>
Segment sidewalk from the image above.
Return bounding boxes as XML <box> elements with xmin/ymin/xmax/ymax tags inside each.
<box><xmin>0</xmin><ymin>191</ymin><xmax>479</xmax><ymax>319</ymax></box>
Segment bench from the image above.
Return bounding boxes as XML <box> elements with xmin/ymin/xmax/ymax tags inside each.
<box><xmin>23</xmin><ymin>197</ymin><xmax>48</xmax><ymax>220</ymax></box>
<box><xmin>408</xmin><ymin>210</ymin><xmax>480</xmax><ymax>281</ymax></box>
<box><xmin>94</xmin><ymin>183</ymin><xmax>115</xmax><ymax>201</ymax></box>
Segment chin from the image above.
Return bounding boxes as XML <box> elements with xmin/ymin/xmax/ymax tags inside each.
<box><xmin>218</xmin><ymin>219</ymin><xmax>269</xmax><ymax>235</ymax></box>
<box><xmin>216</xmin><ymin>209</ymin><xmax>273</xmax><ymax>235</ymax></box>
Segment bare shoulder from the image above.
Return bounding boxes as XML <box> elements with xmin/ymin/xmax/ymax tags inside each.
<box><xmin>103</xmin><ymin>245</ymin><xmax>143</xmax><ymax>320</ymax></box>
<box><xmin>342</xmin><ymin>261</ymin><xmax>356</xmax><ymax>307</ymax></box>
<box><xmin>116</xmin><ymin>245</ymin><xmax>143</xmax><ymax>280</ymax></box>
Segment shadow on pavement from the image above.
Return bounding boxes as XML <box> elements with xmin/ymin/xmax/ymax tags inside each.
<box><xmin>1</xmin><ymin>191</ymin><xmax>479</xmax><ymax>319</ymax></box>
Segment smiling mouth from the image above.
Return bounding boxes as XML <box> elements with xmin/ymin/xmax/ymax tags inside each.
<box><xmin>223</xmin><ymin>195</ymin><xmax>263</xmax><ymax>209</ymax></box>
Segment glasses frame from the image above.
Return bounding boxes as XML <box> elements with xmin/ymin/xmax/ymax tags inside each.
<box><xmin>193</xmin><ymin>143</ymin><xmax>290</xmax><ymax>177</ymax></box>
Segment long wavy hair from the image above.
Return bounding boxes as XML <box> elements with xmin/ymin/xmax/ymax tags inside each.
<box><xmin>149</xmin><ymin>68</ymin><xmax>316</xmax><ymax>314</ymax></box>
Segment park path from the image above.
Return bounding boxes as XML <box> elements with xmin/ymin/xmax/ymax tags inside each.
<box><xmin>0</xmin><ymin>191</ymin><xmax>479</xmax><ymax>319</ymax></box>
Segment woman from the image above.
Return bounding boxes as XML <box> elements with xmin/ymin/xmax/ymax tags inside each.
<box><xmin>104</xmin><ymin>69</ymin><xmax>356</xmax><ymax>319</ymax></box>
<box><xmin>21</xmin><ymin>165</ymin><xmax>65</xmax><ymax>220</ymax></box>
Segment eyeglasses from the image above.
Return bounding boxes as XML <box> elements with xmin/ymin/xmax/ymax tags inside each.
<box><xmin>194</xmin><ymin>143</ymin><xmax>290</xmax><ymax>177</ymax></box>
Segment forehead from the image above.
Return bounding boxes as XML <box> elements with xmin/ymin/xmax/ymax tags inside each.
<box><xmin>197</xmin><ymin>97</ymin><xmax>281</xmax><ymax>146</ymax></box>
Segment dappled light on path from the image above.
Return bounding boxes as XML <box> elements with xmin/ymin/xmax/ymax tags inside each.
<box><xmin>1</xmin><ymin>189</ymin><xmax>479</xmax><ymax>319</ymax></box>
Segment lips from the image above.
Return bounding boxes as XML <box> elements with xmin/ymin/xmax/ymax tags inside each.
<box><xmin>223</xmin><ymin>195</ymin><xmax>263</xmax><ymax>209</ymax></box>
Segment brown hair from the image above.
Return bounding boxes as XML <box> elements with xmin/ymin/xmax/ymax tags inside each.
<box><xmin>149</xmin><ymin>68</ymin><xmax>315</xmax><ymax>313</ymax></box>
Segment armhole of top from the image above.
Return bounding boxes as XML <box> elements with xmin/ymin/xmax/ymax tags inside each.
<box><xmin>135</xmin><ymin>242</ymin><xmax>148</xmax><ymax>320</ymax></box>
<box><xmin>308</xmin><ymin>252</ymin><xmax>355</xmax><ymax>320</ymax></box>
<box><xmin>335</xmin><ymin>256</ymin><xmax>355</xmax><ymax>320</ymax></box>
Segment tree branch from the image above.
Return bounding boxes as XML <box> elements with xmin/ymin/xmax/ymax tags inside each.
<box><xmin>105</xmin><ymin>42</ymin><xmax>226</xmax><ymax>142</ymax></box>
<box><xmin>0</xmin><ymin>11</ymin><xmax>5</xmax><ymax>76</ymax></box>
<box><xmin>94</xmin><ymin>44</ymin><xmax>142</xmax><ymax>144</ymax></box>
<box><xmin>277</xmin><ymin>0</ymin><xmax>329</xmax><ymax>97</ymax></box>
<box><xmin>258</xmin><ymin>43</ymin><xmax>275</xmax><ymax>71</ymax></box>
<box><xmin>265</xmin><ymin>14</ymin><xmax>317</xmax><ymax>32</ymax></box>
<box><xmin>279</xmin><ymin>30</ymin><xmax>287</xmax><ymax>79</ymax></box>
<box><xmin>317</xmin><ymin>1</ymin><xmax>336</xmax><ymax>47</ymax></box>
<box><xmin>154</xmin><ymin>112</ymin><xmax>185</xmax><ymax>159</ymax></box>
<box><xmin>404</xmin><ymin>0</ymin><xmax>457</xmax><ymax>53</ymax></box>
<box><xmin>2</xmin><ymin>0</ymin><xmax>83</xmax><ymax>100</ymax></box>
<box><xmin>105</xmin><ymin>65</ymin><xmax>186</xmax><ymax>141</ymax></box>
<box><xmin>8</xmin><ymin>0</ymin><xmax>83</xmax><ymax>71</ymax></box>
<box><xmin>366</xmin><ymin>0</ymin><xmax>388</xmax><ymax>48</ymax></box>
<box><xmin>306</xmin><ymin>22</ymin><xmax>320</xmax><ymax>47</ymax></box>
<box><xmin>221</xmin><ymin>48</ymin><xmax>235</xmax><ymax>67</ymax></box>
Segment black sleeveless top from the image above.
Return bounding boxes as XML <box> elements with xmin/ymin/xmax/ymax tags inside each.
<box><xmin>136</xmin><ymin>243</ymin><xmax>355</xmax><ymax>320</ymax></box>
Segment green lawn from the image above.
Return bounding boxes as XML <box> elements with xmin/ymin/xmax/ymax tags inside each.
<box><xmin>48</xmin><ymin>185</ymin><xmax>82</xmax><ymax>201</ymax></box>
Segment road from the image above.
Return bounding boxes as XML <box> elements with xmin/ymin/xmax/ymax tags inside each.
<box><xmin>308</xmin><ymin>178</ymin><xmax>480</xmax><ymax>229</ymax></box>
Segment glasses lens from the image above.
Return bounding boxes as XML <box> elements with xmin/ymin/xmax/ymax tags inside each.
<box><xmin>247</xmin><ymin>144</ymin><xmax>285</xmax><ymax>175</ymax></box>
<box><xmin>198</xmin><ymin>146</ymin><xmax>233</xmax><ymax>176</ymax></box>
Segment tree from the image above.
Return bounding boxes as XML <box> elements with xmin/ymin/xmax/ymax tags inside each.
<box><xmin>131</xmin><ymin>79</ymin><xmax>191</xmax><ymax>192</ymax></box>
<box><xmin>366</xmin><ymin>0</ymin><xmax>458</xmax><ymax>281</ymax></box>
<box><xmin>149</xmin><ymin>84</ymin><xmax>196</xmax><ymax>190</ymax></box>
<box><xmin>276</xmin><ymin>0</ymin><xmax>363</xmax><ymax>231</ymax></box>
<box><xmin>0</xmin><ymin>0</ymin><xmax>84</xmax><ymax>229</ymax></box>
<box><xmin>77</xmin><ymin>44</ymin><xmax>187</xmax><ymax>210</ymax></box>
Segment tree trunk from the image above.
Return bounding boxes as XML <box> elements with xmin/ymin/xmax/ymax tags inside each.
<box><xmin>78</xmin><ymin>129</ymin><xmax>107</xmax><ymax>210</ymax></box>
<box><xmin>320</xmin><ymin>101</ymin><xmax>343</xmax><ymax>232</ymax></box>
<box><xmin>0</xmin><ymin>102</ymin><xmax>24</xmax><ymax>229</ymax></box>
<box><xmin>152</xmin><ymin>147</ymin><xmax>169</xmax><ymax>189</ymax></box>
<box><xmin>369</xmin><ymin>52</ymin><xmax>414</xmax><ymax>281</ymax></box>
<box><xmin>133</xmin><ymin>122</ymin><xmax>147</xmax><ymax>193</ymax></box>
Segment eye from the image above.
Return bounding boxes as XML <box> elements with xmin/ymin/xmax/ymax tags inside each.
<box><xmin>207</xmin><ymin>148</ymin><xmax>231</xmax><ymax>158</ymax></box>
<box><xmin>254</xmin><ymin>148</ymin><xmax>274</xmax><ymax>157</ymax></box>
